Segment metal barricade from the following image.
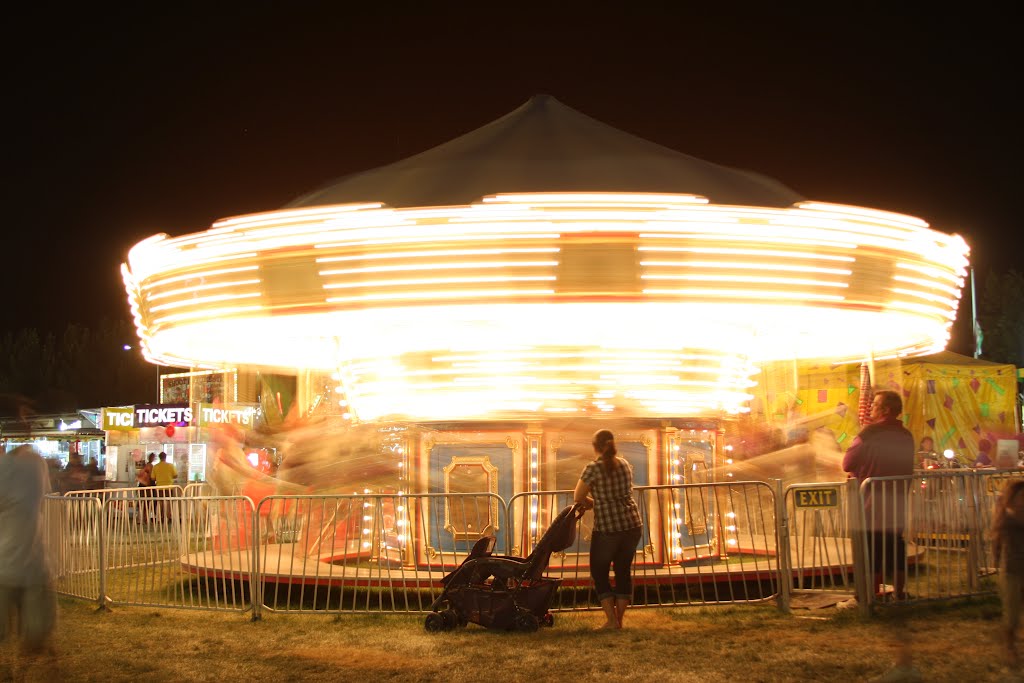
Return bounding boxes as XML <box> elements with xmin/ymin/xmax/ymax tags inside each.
<box><xmin>857</xmin><ymin>470</ymin><xmax>1014</xmax><ymax>607</ymax></box>
<box><xmin>184</xmin><ymin>482</ymin><xmax>215</xmax><ymax>497</ymax></box>
<box><xmin>45</xmin><ymin>494</ymin><xmax>103</xmax><ymax>605</ymax></box>
<box><xmin>974</xmin><ymin>469</ymin><xmax>1024</xmax><ymax>569</ymax></box>
<box><xmin>46</xmin><ymin>469</ymin><xmax>1024</xmax><ymax>618</ymax></box>
<box><xmin>253</xmin><ymin>492</ymin><xmax>507</xmax><ymax>616</ymax></box>
<box><xmin>100</xmin><ymin>495</ymin><xmax>255</xmax><ymax>612</ymax></box>
<box><xmin>64</xmin><ymin>485</ymin><xmax>184</xmax><ymax>530</ymax></box>
<box><xmin>781</xmin><ymin>480</ymin><xmax>859</xmax><ymax>603</ymax></box>
<box><xmin>507</xmin><ymin>481</ymin><xmax>779</xmax><ymax>611</ymax></box>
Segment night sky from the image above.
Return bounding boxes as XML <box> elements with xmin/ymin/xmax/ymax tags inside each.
<box><xmin>9</xmin><ymin>4</ymin><xmax>1021</xmax><ymax>353</ymax></box>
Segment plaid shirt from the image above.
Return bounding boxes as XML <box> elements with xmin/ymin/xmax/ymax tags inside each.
<box><xmin>581</xmin><ymin>459</ymin><xmax>642</xmax><ymax>533</ymax></box>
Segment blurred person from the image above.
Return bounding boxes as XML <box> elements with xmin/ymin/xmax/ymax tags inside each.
<box><xmin>992</xmin><ymin>479</ymin><xmax>1024</xmax><ymax>671</ymax></box>
<box><xmin>44</xmin><ymin>458</ymin><xmax>61</xmax><ymax>493</ymax></box>
<box><xmin>0</xmin><ymin>420</ymin><xmax>57</xmax><ymax>677</ymax></box>
<box><xmin>59</xmin><ymin>454</ymin><xmax>90</xmax><ymax>493</ymax></box>
<box><xmin>137</xmin><ymin>452</ymin><xmax>156</xmax><ymax>488</ymax></box>
<box><xmin>87</xmin><ymin>457</ymin><xmax>104</xmax><ymax>487</ymax></box>
<box><xmin>975</xmin><ymin>439</ymin><xmax>994</xmax><ymax>468</ymax></box>
<box><xmin>573</xmin><ymin>429</ymin><xmax>643</xmax><ymax>630</ymax></box>
<box><xmin>136</xmin><ymin>452</ymin><xmax>156</xmax><ymax>526</ymax></box>
<box><xmin>810</xmin><ymin>428</ymin><xmax>846</xmax><ymax>481</ymax></box>
<box><xmin>916</xmin><ymin>436</ymin><xmax>939</xmax><ymax>470</ymax></box>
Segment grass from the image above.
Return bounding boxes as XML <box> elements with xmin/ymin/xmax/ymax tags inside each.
<box><xmin>1</xmin><ymin>595</ymin><xmax>1015</xmax><ymax>682</ymax></box>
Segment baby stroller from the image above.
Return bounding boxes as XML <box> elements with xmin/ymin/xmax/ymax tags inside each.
<box><xmin>424</xmin><ymin>502</ymin><xmax>584</xmax><ymax>632</ymax></box>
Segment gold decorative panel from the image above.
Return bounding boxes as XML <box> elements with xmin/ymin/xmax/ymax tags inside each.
<box><xmin>442</xmin><ymin>455</ymin><xmax>499</xmax><ymax>540</ymax></box>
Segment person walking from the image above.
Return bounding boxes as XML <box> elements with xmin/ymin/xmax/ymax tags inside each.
<box><xmin>573</xmin><ymin>429</ymin><xmax>643</xmax><ymax>630</ymax></box>
<box><xmin>993</xmin><ymin>479</ymin><xmax>1024</xmax><ymax>670</ymax></box>
<box><xmin>1</xmin><ymin>437</ymin><xmax>58</xmax><ymax>677</ymax></box>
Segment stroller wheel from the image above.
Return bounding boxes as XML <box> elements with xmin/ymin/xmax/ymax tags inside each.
<box><xmin>540</xmin><ymin>612</ymin><xmax>554</xmax><ymax>627</ymax></box>
<box><xmin>441</xmin><ymin>609</ymin><xmax>462</xmax><ymax>630</ymax></box>
<box><xmin>512</xmin><ymin>610</ymin><xmax>539</xmax><ymax>633</ymax></box>
<box><xmin>424</xmin><ymin>612</ymin><xmax>446</xmax><ymax>633</ymax></box>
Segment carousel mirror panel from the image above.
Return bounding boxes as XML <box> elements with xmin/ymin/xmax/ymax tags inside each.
<box><xmin>425</xmin><ymin>441</ymin><xmax>515</xmax><ymax>560</ymax></box>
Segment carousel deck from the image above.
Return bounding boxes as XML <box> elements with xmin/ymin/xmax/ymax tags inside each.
<box><xmin>181</xmin><ymin>537</ymin><xmax>922</xmax><ymax>588</ymax></box>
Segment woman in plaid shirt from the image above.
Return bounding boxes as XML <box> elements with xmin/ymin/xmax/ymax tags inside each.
<box><xmin>574</xmin><ymin>429</ymin><xmax>643</xmax><ymax>629</ymax></box>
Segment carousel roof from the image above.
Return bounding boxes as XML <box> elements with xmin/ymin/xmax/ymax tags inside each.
<box><xmin>287</xmin><ymin>94</ymin><xmax>804</xmax><ymax>210</ymax></box>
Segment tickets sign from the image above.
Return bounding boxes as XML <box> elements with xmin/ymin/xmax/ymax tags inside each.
<box><xmin>133</xmin><ymin>403</ymin><xmax>193</xmax><ymax>427</ymax></box>
<box><xmin>195</xmin><ymin>403</ymin><xmax>259</xmax><ymax>427</ymax></box>
<box><xmin>101</xmin><ymin>407</ymin><xmax>135</xmax><ymax>431</ymax></box>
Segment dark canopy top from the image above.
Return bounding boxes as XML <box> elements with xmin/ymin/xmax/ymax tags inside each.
<box><xmin>287</xmin><ymin>95</ymin><xmax>803</xmax><ymax>209</ymax></box>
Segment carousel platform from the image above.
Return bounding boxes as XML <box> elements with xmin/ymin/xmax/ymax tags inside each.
<box><xmin>180</xmin><ymin>536</ymin><xmax>923</xmax><ymax>589</ymax></box>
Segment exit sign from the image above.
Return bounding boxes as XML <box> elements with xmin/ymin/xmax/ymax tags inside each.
<box><xmin>794</xmin><ymin>487</ymin><xmax>839</xmax><ymax>508</ymax></box>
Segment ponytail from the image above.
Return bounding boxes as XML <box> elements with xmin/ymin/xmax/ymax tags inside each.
<box><xmin>593</xmin><ymin>429</ymin><xmax>618</xmax><ymax>472</ymax></box>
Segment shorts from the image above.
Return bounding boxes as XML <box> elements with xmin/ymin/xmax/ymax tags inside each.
<box><xmin>0</xmin><ymin>584</ymin><xmax>57</xmax><ymax>649</ymax></box>
<box><xmin>868</xmin><ymin>530</ymin><xmax>906</xmax><ymax>574</ymax></box>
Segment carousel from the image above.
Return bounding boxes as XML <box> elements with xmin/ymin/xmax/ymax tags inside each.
<box><xmin>120</xmin><ymin>96</ymin><xmax>969</xmax><ymax>588</ymax></box>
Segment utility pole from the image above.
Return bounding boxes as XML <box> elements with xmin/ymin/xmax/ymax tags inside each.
<box><xmin>971</xmin><ymin>267</ymin><xmax>982</xmax><ymax>359</ymax></box>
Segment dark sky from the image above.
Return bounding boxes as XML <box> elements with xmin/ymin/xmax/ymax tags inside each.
<box><xmin>9</xmin><ymin>4</ymin><xmax>1021</xmax><ymax>352</ymax></box>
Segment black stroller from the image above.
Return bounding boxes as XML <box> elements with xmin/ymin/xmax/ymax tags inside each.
<box><xmin>425</xmin><ymin>503</ymin><xmax>584</xmax><ymax>632</ymax></box>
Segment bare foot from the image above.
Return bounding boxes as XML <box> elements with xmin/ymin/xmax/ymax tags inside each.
<box><xmin>594</xmin><ymin>622</ymin><xmax>620</xmax><ymax>631</ymax></box>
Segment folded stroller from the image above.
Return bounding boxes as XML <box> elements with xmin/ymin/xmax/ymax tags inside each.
<box><xmin>425</xmin><ymin>503</ymin><xmax>584</xmax><ymax>632</ymax></box>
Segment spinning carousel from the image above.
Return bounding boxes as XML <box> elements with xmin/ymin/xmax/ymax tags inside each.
<box><xmin>121</xmin><ymin>96</ymin><xmax>968</xmax><ymax>586</ymax></box>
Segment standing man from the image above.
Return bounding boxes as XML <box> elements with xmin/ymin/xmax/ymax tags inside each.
<box><xmin>844</xmin><ymin>389</ymin><xmax>917</xmax><ymax>683</ymax></box>
<box><xmin>843</xmin><ymin>389</ymin><xmax>915</xmax><ymax>599</ymax></box>
<box><xmin>0</xmin><ymin>416</ymin><xmax>57</xmax><ymax>673</ymax></box>
<box><xmin>151</xmin><ymin>452</ymin><xmax>178</xmax><ymax>522</ymax></box>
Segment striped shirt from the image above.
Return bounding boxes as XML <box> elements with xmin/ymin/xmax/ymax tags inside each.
<box><xmin>581</xmin><ymin>458</ymin><xmax>642</xmax><ymax>533</ymax></box>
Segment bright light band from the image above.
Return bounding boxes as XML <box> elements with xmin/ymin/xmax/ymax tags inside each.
<box><xmin>122</xmin><ymin>193</ymin><xmax>969</xmax><ymax>421</ymax></box>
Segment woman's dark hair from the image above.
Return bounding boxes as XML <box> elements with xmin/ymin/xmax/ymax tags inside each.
<box><xmin>593</xmin><ymin>429</ymin><xmax>617</xmax><ymax>471</ymax></box>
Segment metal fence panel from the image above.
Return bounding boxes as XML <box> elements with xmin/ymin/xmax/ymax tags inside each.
<box><xmin>782</xmin><ymin>480</ymin><xmax>858</xmax><ymax>598</ymax></box>
<box><xmin>99</xmin><ymin>495</ymin><xmax>255</xmax><ymax>612</ymax></box>
<box><xmin>858</xmin><ymin>470</ymin><xmax>1024</xmax><ymax>607</ymax></box>
<box><xmin>45</xmin><ymin>495</ymin><xmax>102</xmax><ymax>604</ymax></box>
<box><xmin>507</xmin><ymin>481</ymin><xmax>779</xmax><ymax>612</ymax></box>
<box><xmin>253</xmin><ymin>492</ymin><xmax>507</xmax><ymax>615</ymax></box>
<box><xmin>184</xmin><ymin>483</ymin><xmax>215</xmax><ymax>497</ymax></box>
<box><xmin>46</xmin><ymin>470</ymin><xmax>1024</xmax><ymax>618</ymax></box>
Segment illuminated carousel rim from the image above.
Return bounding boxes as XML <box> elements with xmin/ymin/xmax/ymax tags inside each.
<box><xmin>123</xmin><ymin>193</ymin><xmax>969</xmax><ymax>419</ymax></box>
<box><xmin>124</xmin><ymin>193</ymin><xmax>968</xmax><ymax>365</ymax></box>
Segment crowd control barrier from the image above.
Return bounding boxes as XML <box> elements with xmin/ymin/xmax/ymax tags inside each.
<box><xmin>43</xmin><ymin>470</ymin><xmax>1024</xmax><ymax>618</ymax></box>
<box><xmin>253</xmin><ymin>492</ymin><xmax>507</xmax><ymax>616</ymax></box>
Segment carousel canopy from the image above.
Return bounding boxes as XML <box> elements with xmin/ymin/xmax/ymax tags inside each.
<box><xmin>287</xmin><ymin>95</ymin><xmax>804</xmax><ymax>210</ymax></box>
<box><xmin>122</xmin><ymin>97</ymin><xmax>970</xmax><ymax>422</ymax></box>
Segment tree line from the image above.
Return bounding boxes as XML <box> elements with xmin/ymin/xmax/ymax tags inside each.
<box><xmin>0</xmin><ymin>319</ymin><xmax>156</xmax><ymax>416</ymax></box>
<box><xmin>978</xmin><ymin>269</ymin><xmax>1024</xmax><ymax>370</ymax></box>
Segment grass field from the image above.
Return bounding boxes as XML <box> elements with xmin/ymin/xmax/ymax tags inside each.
<box><xmin>2</xmin><ymin>595</ymin><xmax>1019</xmax><ymax>682</ymax></box>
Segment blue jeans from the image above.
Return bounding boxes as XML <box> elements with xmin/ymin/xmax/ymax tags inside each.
<box><xmin>590</xmin><ymin>526</ymin><xmax>643</xmax><ymax>600</ymax></box>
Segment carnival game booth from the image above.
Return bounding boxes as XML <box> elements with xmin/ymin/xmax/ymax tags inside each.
<box><xmin>119</xmin><ymin>96</ymin><xmax>970</xmax><ymax>587</ymax></box>
<box><xmin>0</xmin><ymin>410</ymin><xmax>104</xmax><ymax>467</ymax></box>
<box><xmin>766</xmin><ymin>352</ymin><xmax>1020</xmax><ymax>463</ymax></box>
